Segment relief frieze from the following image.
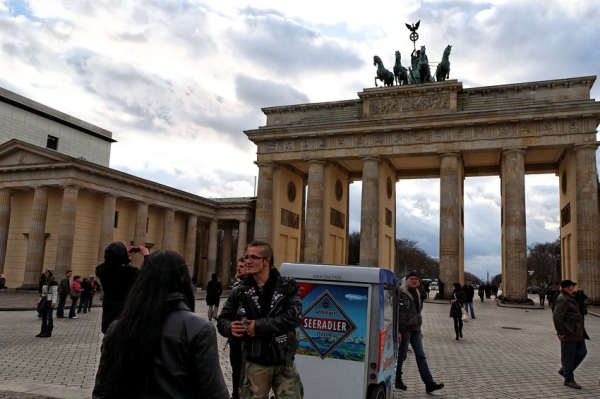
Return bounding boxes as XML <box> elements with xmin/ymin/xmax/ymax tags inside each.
<box><xmin>330</xmin><ymin>207</ymin><xmax>345</xmax><ymax>229</ymax></box>
<box><xmin>368</xmin><ymin>94</ymin><xmax>450</xmax><ymax>115</ymax></box>
<box><xmin>281</xmin><ymin>208</ymin><xmax>300</xmax><ymax>229</ymax></box>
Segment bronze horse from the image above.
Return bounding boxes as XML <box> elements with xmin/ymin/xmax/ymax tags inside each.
<box><xmin>374</xmin><ymin>55</ymin><xmax>394</xmax><ymax>87</ymax></box>
<box><xmin>435</xmin><ymin>45</ymin><xmax>452</xmax><ymax>81</ymax></box>
<box><xmin>393</xmin><ymin>51</ymin><xmax>408</xmax><ymax>85</ymax></box>
<box><xmin>417</xmin><ymin>45</ymin><xmax>433</xmax><ymax>83</ymax></box>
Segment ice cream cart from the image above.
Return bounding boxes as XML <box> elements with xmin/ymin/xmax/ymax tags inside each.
<box><xmin>279</xmin><ymin>263</ymin><xmax>398</xmax><ymax>399</ymax></box>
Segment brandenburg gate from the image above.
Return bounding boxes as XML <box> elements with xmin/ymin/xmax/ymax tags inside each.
<box><xmin>245</xmin><ymin>77</ymin><xmax>600</xmax><ymax>304</ymax></box>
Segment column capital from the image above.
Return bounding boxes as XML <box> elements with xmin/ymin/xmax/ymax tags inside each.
<box><xmin>573</xmin><ymin>143</ymin><xmax>600</xmax><ymax>152</ymax></box>
<box><xmin>254</xmin><ymin>161</ymin><xmax>275</xmax><ymax>168</ymax></box>
<box><xmin>307</xmin><ymin>158</ymin><xmax>326</xmax><ymax>165</ymax></box>
<box><xmin>359</xmin><ymin>155</ymin><xmax>380</xmax><ymax>162</ymax></box>
<box><xmin>438</xmin><ymin>151</ymin><xmax>462</xmax><ymax>159</ymax></box>
<box><xmin>501</xmin><ymin>147</ymin><xmax>526</xmax><ymax>156</ymax></box>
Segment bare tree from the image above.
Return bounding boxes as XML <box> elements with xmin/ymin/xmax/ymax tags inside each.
<box><xmin>527</xmin><ymin>238</ymin><xmax>561</xmax><ymax>285</ymax></box>
<box><xmin>348</xmin><ymin>232</ymin><xmax>360</xmax><ymax>265</ymax></box>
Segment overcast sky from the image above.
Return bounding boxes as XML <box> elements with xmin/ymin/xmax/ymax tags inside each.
<box><xmin>1</xmin><ymin>0</ymin><xmax>599</xmax><ymax>281</ymax></box>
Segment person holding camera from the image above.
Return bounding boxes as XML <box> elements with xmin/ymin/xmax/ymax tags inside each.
<box><xmin>95</xmin><ymin>242</ymin><xmax>145</xmax><ymax>333</ymax></box>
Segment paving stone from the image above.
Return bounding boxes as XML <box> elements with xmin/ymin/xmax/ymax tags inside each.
<box><xmin>0</xmin><ymin>291</ymin><xmax>599</xmax><ymax>398</ymax></box>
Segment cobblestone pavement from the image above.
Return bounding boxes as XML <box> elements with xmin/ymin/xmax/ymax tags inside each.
<box><xmin>0</xmin><ymin>290</ymin><xmax>599</xmax><ymax>398</ymax></box>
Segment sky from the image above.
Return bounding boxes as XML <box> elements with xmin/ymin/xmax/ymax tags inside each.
<box><xmin>1</xmin><ymin>0</ymin><xmax>599</xmax><ymax>281</ymax></box>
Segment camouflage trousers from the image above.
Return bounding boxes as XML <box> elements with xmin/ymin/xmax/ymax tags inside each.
<box><xmin>240</xmin><ymin>361</ymin><xmax>304</xmax><ymax>399</ymax></box>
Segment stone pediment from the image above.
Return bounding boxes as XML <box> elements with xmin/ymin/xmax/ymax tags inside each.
<box><xmin>0</xmin><ymin>139</ymin><xmax>71</xmax><ymax>167</ymax></box>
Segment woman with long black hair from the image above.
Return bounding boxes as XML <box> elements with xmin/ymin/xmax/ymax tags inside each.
<box><xmin>93</xmin><ymin>250</ymin><xmax>228</xmax><ymax>399</ymax></box>
<box><xmin>449</xmin><ymin>282</ymin><xmax>466</xmax><ymax>340</ymax></box>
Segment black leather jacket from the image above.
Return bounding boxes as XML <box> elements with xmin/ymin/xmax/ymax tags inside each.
<box><xmin>93</xmin><ymin>293</ymin><xmax>229</xmax><ymax>399</ymax></box>
<box><xmin>217</xmin><ymin>268</ymin><xmax>302</xmax><ymax>367</ymax></box>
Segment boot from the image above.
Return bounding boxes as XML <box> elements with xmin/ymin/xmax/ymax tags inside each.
<box><xmin>394</xmin><ymin>380</ymin><xmax>407</xmax><ymax>390</ymax></box>
<box><xmin>459</xmin><ymin>325</ymin><xmax>463</xmax><ymax>339</ymax></box>
<box><xmin>425</xmin><ymin>382</ymin><xmax>444</xmax><ymax>393</ymax></box>
<box><xmin>36</xmin><ymin>325</ymin><xmax>46</xmax><ymax>337</ymax></box>
<box><xmin>454</xmin><ymin>325</ymin><xmax>459</xmax><ymax>340</ymax></box>
<box><xmin>40</xmin><ymin>325</ymin><xmax>53</xmax><ymax>338</ymax></box>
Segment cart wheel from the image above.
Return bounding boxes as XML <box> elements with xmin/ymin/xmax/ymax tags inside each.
<box><xmin>368</xmin><ymin>385</ymin><xmax>386</xmax><ymax>399</ymax></box>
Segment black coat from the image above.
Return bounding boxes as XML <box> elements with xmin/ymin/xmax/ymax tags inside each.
<box><xmin>449</xmin><ymin>290</ymin><xmax>466</xmax><ymax>318</ymax></box>
<box><xmin>205</xmin><ymin>280</ymin><xmax>222</xmax><ymax>306</ymax></box>
<box><xmin>93</xmin><ymin>293</ymin><xmax>229</xmax><ymax>399</ymax></box>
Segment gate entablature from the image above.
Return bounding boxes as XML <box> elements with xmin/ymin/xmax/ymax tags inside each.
<box><xmin>247</xmin><ymin>75</ymin><xmax>600</xmax><ymax>304</ymax></box>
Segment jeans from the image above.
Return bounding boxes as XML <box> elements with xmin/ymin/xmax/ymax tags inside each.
<box><xmin>561</xmin><ymin>340</ymin><xmax>587</xmax><ymax>382</ymax></box>
<box><xmin>395</xmin><ymin>330</ymin><xmax>433</xmax><ymax>385</ymax></box>
<box><xmin>69</xmin><ymin>296</ymin><xmax>79</xmax><ymax>318</ymax></box>
<box><xmin>56</xmin><ymin>294</ymin><xmax>68</xmax><ymax>317</ymax></box>
<box><xmin>41</xmin><ymin>301</ymin><xmax>54</xmax><ymax>326</ymax></box>
<box><xmin>78</xmin><ymin>297</ymin><xmax>90</xmax><ymax>313</ymax></box>
<box><xmin>464</xmin><ymin>301</ymin><xmax>475</xmax><ymax>317</ymax></box>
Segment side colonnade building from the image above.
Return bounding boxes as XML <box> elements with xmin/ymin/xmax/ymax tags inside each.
<box><xmin>245</xmin><ymin>77</ymin><xmax>600</xmax><ymax>304</ymax></box>
<box><xmin>0</xmin><ymin>87</ymin><xmax>255</xmax><ymax>289</ymax></box>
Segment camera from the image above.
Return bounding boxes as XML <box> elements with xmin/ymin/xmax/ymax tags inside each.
<box><xmin>129</xmin><ymin>247</ymin><xmax>141</xmax><ymax>253</ymax></box>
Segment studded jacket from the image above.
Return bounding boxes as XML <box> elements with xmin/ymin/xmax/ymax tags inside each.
<box><xmin>217</xmin><ymin>267</ymin><xmax>303</xmax><ymax>367</ymax></box>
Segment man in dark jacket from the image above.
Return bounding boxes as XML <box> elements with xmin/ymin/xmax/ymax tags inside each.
<box><xmin>462</xmin><ymin>280</ymin><xmax>476</xmax><ymax>318</ymax></box>
<box><xmin>553</xmin><ymin>279</ymin><xmax>588</xmax><ymax>389</ymax></box>
<box><xmin>217</xmin><ymin>241</ymin><xmax>303</xmax><ymax>399</ymax></box>
<box><xmin>395</xmin><ymin>271</ymin><xmax>444</xmax><ymax>393</ymax></box>
<box><xmin>95</xmin><ymin>242</ymin><xmax>143</xmax><ymax>333</ymax></box>
<box><xmin>56</xmin><ymin>270</ymin><xmax>72</xmax><ymax>318</ymax></box>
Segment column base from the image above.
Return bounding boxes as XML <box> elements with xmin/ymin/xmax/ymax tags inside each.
<box><xmin>19</xmin><ymin>284</ymin><xmax>38</xmax><ymax>291</ymax></box>
<box><xmin>499</xmin><ymin>296</ymin><xmax>534</xmax><ymax>306</ymax></box>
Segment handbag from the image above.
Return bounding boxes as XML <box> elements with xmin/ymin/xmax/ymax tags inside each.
<box><xmin>462</xmin><ymin>309</ymin><xmax>469</xmax><ymax>322</ymax></box>
<box><xmin>36</xmin><ymin>295</ymin><xmax>47</xmax><ymax>313</ymax></box>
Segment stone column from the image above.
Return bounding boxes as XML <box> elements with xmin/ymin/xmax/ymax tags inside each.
<box><xmin>206</xmin><ymin>219</ymin><xmax>219</xmax><ymax>281</ymax></box>
<box><xmin>184</xmin><ymin>214</ymin><xmax>198</xmax><ymax>279</ymax></box>
<box><xmin>54</xmin><ymin>186</ymin><xmax>79</xmax><ymax>277</ymax></box>
<box><xmin>221</xmin><ymin>225</ymin><xmax>233</xmax><ymax>285</ymax></box>
<box><xmin>254</xmin><ymin>162</ymin><xmax>274</xmax><ymax>243</ymax></box>
<box><xmin>199</xmin><ymin>223</ymin><xmax>209</xmax><ymax>287</ymax></box>
<box><xmin>439</xmin><ymin>153</ymin><xmax>461</xmax><ymax>297</ymax></box>
<box><xmin>97</xmin><ymin>195</ymin><xmax>117</xmax><ymax>264</ymax></box>
<box><xmin>132</xmin><ymin>202</ymin><xmax>148</xmax><ymax>267</ymax></box>
<box><xmin>0</xmin><ymin>189</ymin><xmax>12</xmax><ymax>274</ymax></box>
<box><xmin>501</xmin><ymin>149</ymin><xmax>529</xmax><ymax>302</ymax></box>
<box><xmin>360</xmin><ymin>156</ymin><xmax>380</xmax><ymax>267</ymax></box>
<box><xmin>574</xmin><ymin>144</ymin><xmax>600</xmax><ymax>303</ymax></box>
<box><xmin>23</xmin><ymin>187</ymin><xmax>49</xmax><ymax>287</ymax></box>
<box><xmin>304</xmin><ymin>160</ymin><xmax>325</xmax><ymax>263</ymax></box>
<box><xmin>236</xmin><ymin>220</ymin><xmax>248</xmax><ymax>260</ymax></box>
<box><xmin>162</xmin><ymin>209</ymin><xmax>175</xmax><ymax>250</ymax></box>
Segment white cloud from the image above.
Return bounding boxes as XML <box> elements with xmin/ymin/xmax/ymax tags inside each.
<box><xmin>1</xmin><ymin>0</ymin><xmax>598</xmax><ymax>277</ymax></box>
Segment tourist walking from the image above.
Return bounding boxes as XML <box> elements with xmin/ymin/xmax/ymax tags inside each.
<box><xmin>205</xmin><ymin>273</ymin><xmax>222</xmax><ymax>321</ymax></box>
<box><xmin>394</xmin><ymin>270</ymin><xmax>444</xmax><ymax>393</ymax></box>
<box><xmin>36</xmin><ymin>269</ymin><xmax>58</xmax><ymax>338</ymax></box>
<box><xmin>450</xmin><ymin>282</ymin><xmax>466</xmax><ymax>340</ymax></box>
<box><xmin>478</xmin><ymin>283</ymin><xmax>485</xmax><ymax>302</ymax></box>
<box><xmin>462</xmin><ymin>280</ymin><xmax>476</xmax><ymax>318</ymax></box>
<box><xmin>93</xmin><ymin>250</ymin><xmax>228</xmax><ymax>398</ymax></box>
<box><xmin>552</xmin><ymin>279</ymin><xmax>588</xmax><ymax>389</ymax></box>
